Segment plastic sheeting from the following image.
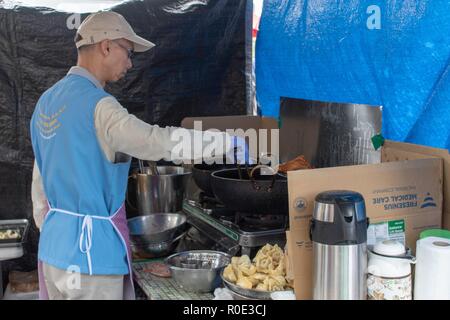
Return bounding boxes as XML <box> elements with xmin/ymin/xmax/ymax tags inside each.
<box><xmin>256</xmin><ymin>0</ymin><xmax>450</xmax><ymax>149</ymax></box>
<box><xmin>0</xmin><ymin>0</ymin><xmax>249</xmax><ymax>279</ymax></box>
<box><xmin>0</xmin><ymin>0</ymin><xmax>249</xmax><ymax>166</ymax></box>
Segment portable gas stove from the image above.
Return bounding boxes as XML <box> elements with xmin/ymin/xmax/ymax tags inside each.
<box><xmin>182</xmin><ymin>198</ymin><xmax>288</xmax><ymax>257</ymax></box>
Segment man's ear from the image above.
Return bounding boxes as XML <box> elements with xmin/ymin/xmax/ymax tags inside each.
<box><xmin>99</xmin><ymin>40</ymin><xmax>110</xmax><ymax>57</ymax></box>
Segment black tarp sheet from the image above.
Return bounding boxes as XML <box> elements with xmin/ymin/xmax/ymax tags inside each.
<box><xmin>0</xmin><ymin>0</ymin><xmax>248</xmax><ymax>285</ymax></box>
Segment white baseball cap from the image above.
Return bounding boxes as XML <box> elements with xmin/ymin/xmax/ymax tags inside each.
<box><xmin>75</xmin><ymin>11</ymin><xmax>155</xmax><ymax>52</ymax></box>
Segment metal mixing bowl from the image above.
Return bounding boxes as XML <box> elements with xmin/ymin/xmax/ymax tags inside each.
<box><xmin>220</xmin><ymin>270</ymin><xmax>294</xmax><ymax>300</ymax></box>
<box><xmin>127</xmin><ymin>213</ymin><xmax>186</xmax><ymax>244</ymax></box>
<box><xmin>130</xmin><ymin>232</ymin><xmax>185</xmax><ymax>259</ymax></box>
<box><xmin>165</xmin><ymin>250</ymin><xmax>231</xmax><ymax>293</ymax></box>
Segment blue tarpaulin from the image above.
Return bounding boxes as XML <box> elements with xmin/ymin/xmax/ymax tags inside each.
<box><xmin>256</xmin><ymin>0</ymin><xmax>450</xmax><ymax>149</ymax></box>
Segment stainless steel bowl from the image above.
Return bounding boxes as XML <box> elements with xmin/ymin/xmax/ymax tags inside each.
<box><xmin>130</xmin><ymin>232</ymin><xmax>185</xmax><ymax>259</ymax></box>
<box><xmin>165</xmin><ymin>250</ymin><xmax>231</xmax><ymax>293</ymax></box>
<box><xmin>127</xmin><ymin>213</ymin><xmax>186</xmax><ymax>244</ymax></box>
<box><xmin>221</xmin><ymin>270</ymin><xmax>293</xmax><ymax>300</ymax></box>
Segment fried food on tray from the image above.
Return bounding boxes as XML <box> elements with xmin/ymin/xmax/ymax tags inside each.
<box><xmin>223</xmin><ymin>244</ymin><xmax>291</xmax><ymax>292</ymax></box>
<box><xmin>223</xmin><ymin>264</ymin><xmax>237</xmax><ymax>282</ymax></box>
<box><xmin>0</xmin><ymin>229</ymin><xmax>20</xmax><ymax>240</ymax></box>
<box><xmin>278</xmin><ymin>155</ymin><xmax>312</xmax><ymax>173</ymax></box>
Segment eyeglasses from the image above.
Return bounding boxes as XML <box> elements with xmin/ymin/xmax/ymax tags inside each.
<box><xmin>113</xmin><ymin>41</ymin><xmax>134</xmax><ymax>59</ymax></box>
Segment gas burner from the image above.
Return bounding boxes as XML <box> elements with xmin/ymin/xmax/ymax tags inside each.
<box><xmin>212</xmin><ymin>211</ymin><xmax>287</xmax><ymax>231</ymax></box>
<box><xmin>198</xmin><ymin>192</ymin><xmax>224</xmax><ymax>209</ymax></box>
<box><xmin>236</xmin><ymin>214</ymin><xmax>287</xmax><ymax>230</ymax></box>
<box><xmin>186</xmin><ymin>200</ymin><xmax>288</xmax><ymax>230</ymax></box>
<box><xmin>182</xmin><ymin>199</ymin><xmax>287</xmax><ymax>256</ymax></box>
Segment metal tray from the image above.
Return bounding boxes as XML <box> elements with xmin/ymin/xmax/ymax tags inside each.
<box><xmin>0</xmin><ymin>219</ymin><xmax>29</xmax><ymax>248</ymax></box>
<box><xmin>220</xmin><ymin>270</ymin><xmax>291</xmax><ymax>300</ymax></box>
<box><xmin>222</xmin><ymin>282</ymin><xmax>258</xmax><ymax>300</ymax></box>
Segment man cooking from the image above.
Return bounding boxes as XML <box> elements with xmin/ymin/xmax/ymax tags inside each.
<box><xmin>30</xmin><ymin>11</ymin><xmax>247</xmax><ymax>300</ymax></box>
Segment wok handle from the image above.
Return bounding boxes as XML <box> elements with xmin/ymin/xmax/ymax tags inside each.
<box><xmin>172</xmin><ymin>232</ymin><xmax>187</xmax><ymax>243</ymax></box>
<box><xmin>146</xmin><ymin>160</ymin><xmax>159</xmax><ymax>175</ymax></box>
<box><xmin>249</xmin><ymin>165</ymin><xmax>277</xmax><ymax>192</ymax></box>
<box><xmin>236</xmin><ymin>164</ymin><xmax>243</xmax><ymax>180</ymax></box>
<box><xmin>236</xmin><ymin>163</ymin><xmax>254</xmax><ymax>180</ymax></box>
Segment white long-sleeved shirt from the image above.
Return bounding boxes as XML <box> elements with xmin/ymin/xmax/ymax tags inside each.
<box><xmin>31</xmin><ymin>66</ymin><xmax>233</xmax><ymax>229</ymax></box>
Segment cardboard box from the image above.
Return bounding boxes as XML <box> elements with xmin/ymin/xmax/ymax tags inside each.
<box><xmin>288</xmin><ymin>227</ymin><xmax>313</xmax><ymax>300</ymax></box>
<box><xmin>381</xmin><ymin>140</ymin><xmax>450</xmax><ymax>230</ymax></box>
<box><xmin>287</xmin><ymin>140</ymin><xmax>448</xmax><ymax>299</ymax></box>
<box><xmin>284</xmin><ymin>230</ymin><xmax>295</xmax><ymax>287</ymax></box>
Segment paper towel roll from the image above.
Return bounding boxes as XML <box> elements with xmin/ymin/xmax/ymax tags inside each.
<box><xmin>414</xmin><ymin>236</ymin><xmax>450</xmax><ymax>300</ymax></box>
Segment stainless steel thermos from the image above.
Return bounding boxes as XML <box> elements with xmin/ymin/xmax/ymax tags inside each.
<box><xmin>311</xmin><ymin>190</ymin><xmax>369</xmax><ymax>300</ymax></box>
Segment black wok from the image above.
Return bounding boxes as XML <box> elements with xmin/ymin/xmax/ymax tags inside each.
<box><xmin>192</xmin><ymin>163</ymin><xmax>236</xmax><ymax>196</ymax></box>
<box><xmin>210</xmin><ymin>167</ymin><xmax>288</xmax><ymax>215</ymax></box>
<box><xmin>192</xmin><ymin>163</ymin><xmax>257</xmax><ymax>197</ymax></box>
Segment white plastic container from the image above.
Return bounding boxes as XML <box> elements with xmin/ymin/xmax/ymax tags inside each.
<box><xmin>367</xmin><ymin>240</ymin><xmax>416</xmax><ymax>300</ymax></box>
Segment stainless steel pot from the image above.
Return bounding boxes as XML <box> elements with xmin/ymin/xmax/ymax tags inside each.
<box><xmin>128</xmin><ymin>166</ymin><xmax>192</xmax><ymax>215</ymax></box>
